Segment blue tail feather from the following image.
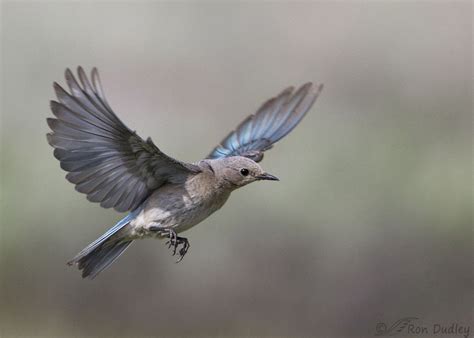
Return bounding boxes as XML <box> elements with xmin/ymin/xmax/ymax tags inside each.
<box><xmin>68</xmin><ymin>209</ymin><xmax>140</xmax><ymax>279</ymax></box>
<box><xmin>77</xmin><ymin>240</ymin><xmax>133</xmax><ymax>279</ymax></box>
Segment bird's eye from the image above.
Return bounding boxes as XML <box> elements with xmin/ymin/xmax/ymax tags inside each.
<box><xmin>240</xmin><ymin>168</ymin><xmax>249</xmax><ymax>176</ymax></box>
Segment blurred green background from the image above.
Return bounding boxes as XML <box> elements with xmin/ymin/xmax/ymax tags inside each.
<box><xmin>1</xmin><ymin>1</ymin><xmax>472</xmax><ymax>337</ymax></box>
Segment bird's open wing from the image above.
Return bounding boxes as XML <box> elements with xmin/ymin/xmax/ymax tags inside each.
<box><xmin>47</xmin><ymin>67</ymin><xmax>201</xmax><ymax>212</ymax></box>
<box><xmin>207</xmin><ymin>82</ymin><xmax>323</xmax><ymax>162</ymax></box>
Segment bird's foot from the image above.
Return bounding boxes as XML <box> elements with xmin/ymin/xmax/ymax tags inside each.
<box><xmin>175</xmin><ymin>237</ymin><xmax>190</xmax><ymax>263</ymax></box>
<box><xmin>167</xmin><ymin>236</ymin><xmax>189</xmax><ymax>262</ymax></box>
<box><xmin>152</xmin><ymin>227</ymin><xmax>190</xmax><ymax>262</ymax></box>
<box><xmin>150</xmin><ymin>226</ymin><xmax>175</xmax><ymax>245</ymax></box>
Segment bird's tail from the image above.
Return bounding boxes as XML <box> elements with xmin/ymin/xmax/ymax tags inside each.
<box><xmin>67</xmin><ymin>212</ymin><xmax>137</xmax><ymax>279</ymax></box>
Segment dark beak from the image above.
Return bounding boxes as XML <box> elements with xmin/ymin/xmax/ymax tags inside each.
<box><xmin>256</xmin><ymin>172</ymin><xmax>279</xmax><ymax>181</ymax></box>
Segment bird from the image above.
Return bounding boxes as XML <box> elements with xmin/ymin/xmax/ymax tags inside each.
<box><xmin>46</xmin><ymin>67</ymin><xmax>324</xmax><ymax>279</ymax></box>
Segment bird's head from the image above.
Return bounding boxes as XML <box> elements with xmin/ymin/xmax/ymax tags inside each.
<box><xmin>210</xmin><ymin>156</ymin><xmax>279</xmax><ymax>189</ymax></box>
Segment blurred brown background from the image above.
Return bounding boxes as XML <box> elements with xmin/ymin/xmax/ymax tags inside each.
<box><xmin>1</xmin><ymin>1</ymin><xmax>472</xmax><ymax>337</ymax></box>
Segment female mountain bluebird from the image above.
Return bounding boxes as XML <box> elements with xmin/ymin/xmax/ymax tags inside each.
<box><xmin>47</xmin><ymin>67</ymin><xmax>323</xmax><ymax>278</ymax></box>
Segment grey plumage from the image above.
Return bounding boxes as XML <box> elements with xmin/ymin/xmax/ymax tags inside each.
<box><xmin>47</xmin><ymin>68</ymin><xmax>200</xmax><ymax>212</ymax></box>
<box><xmin>47</xmin><ymin>67</ymin><xmax>323</xmax><ymax>278</ymax></box>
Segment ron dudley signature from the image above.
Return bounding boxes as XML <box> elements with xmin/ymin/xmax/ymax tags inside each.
<box><xmin>375</xmin><ymin>317</ymin><xmax>471</xmax><ymax>338</ymax></box>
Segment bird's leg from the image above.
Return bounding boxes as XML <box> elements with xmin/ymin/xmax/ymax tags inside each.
<box><xmin>165</xmin><ymin>231</ymin><xmax>178</xmax><ymax>251</ymax></box>
<box><xmin>163</xmin><ymin>229</ymin><xmax>179</xmax><ymax>253</ymax></box>
<box><xmin>149</xmin><ymin>226</ymin><xmax>178</xmax><ymax>249</ymax></box>
<box><xmin>148</xmin><ymin>225</ymin><xmax>189</xmax><ymax>260</ymax></box>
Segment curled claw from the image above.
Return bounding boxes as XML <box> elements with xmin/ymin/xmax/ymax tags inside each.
<box><xmin>175</xmin><ymin>238</ymin><xmax>190</xmax><ymax>263</ymax></box>
<box><xmin>171</xmin><ymin>239</ymin><xmax>179</xmax><ymax>256</ymax></box>
<box><xmin>156</xmin><ymin>227</ymin><xmax>190</xmax><ymax>260</ymax></box>
<box><xmin>165</xmin><ymin>238</ymin><xmax>175</xmax><ymax>250</ymax></box>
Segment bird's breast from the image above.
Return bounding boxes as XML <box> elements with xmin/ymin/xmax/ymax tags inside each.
<box><xmin>130</xmin><ymin>178</ymin><xmax>230</xmax><ymax>236</ymax></box>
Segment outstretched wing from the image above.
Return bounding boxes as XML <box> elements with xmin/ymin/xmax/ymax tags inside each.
<box><xmin>47</xmin><ymin>67</ymin><xmax>201</xmax><ymax>212</ymax></box>
<box><xmin>207</xmin><ymin>82</ymin><xmax>323</xmax><ymax>162</ymax></box>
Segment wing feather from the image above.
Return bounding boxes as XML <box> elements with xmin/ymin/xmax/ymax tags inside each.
<box><xmin>207</xmin><ymin>82</ymin><xmax>323</xmax><ymax>162</ymax></box>
<box><xmin>47</xmin><ymin>67</ymin><xmax>200</xmax><ymax>212</ymax></box>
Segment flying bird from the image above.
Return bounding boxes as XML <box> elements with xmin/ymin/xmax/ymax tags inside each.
<box><xmin>46</xmin><ymin>67</ymin><xmax>323</xmax><ymax>279</ymax></box>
